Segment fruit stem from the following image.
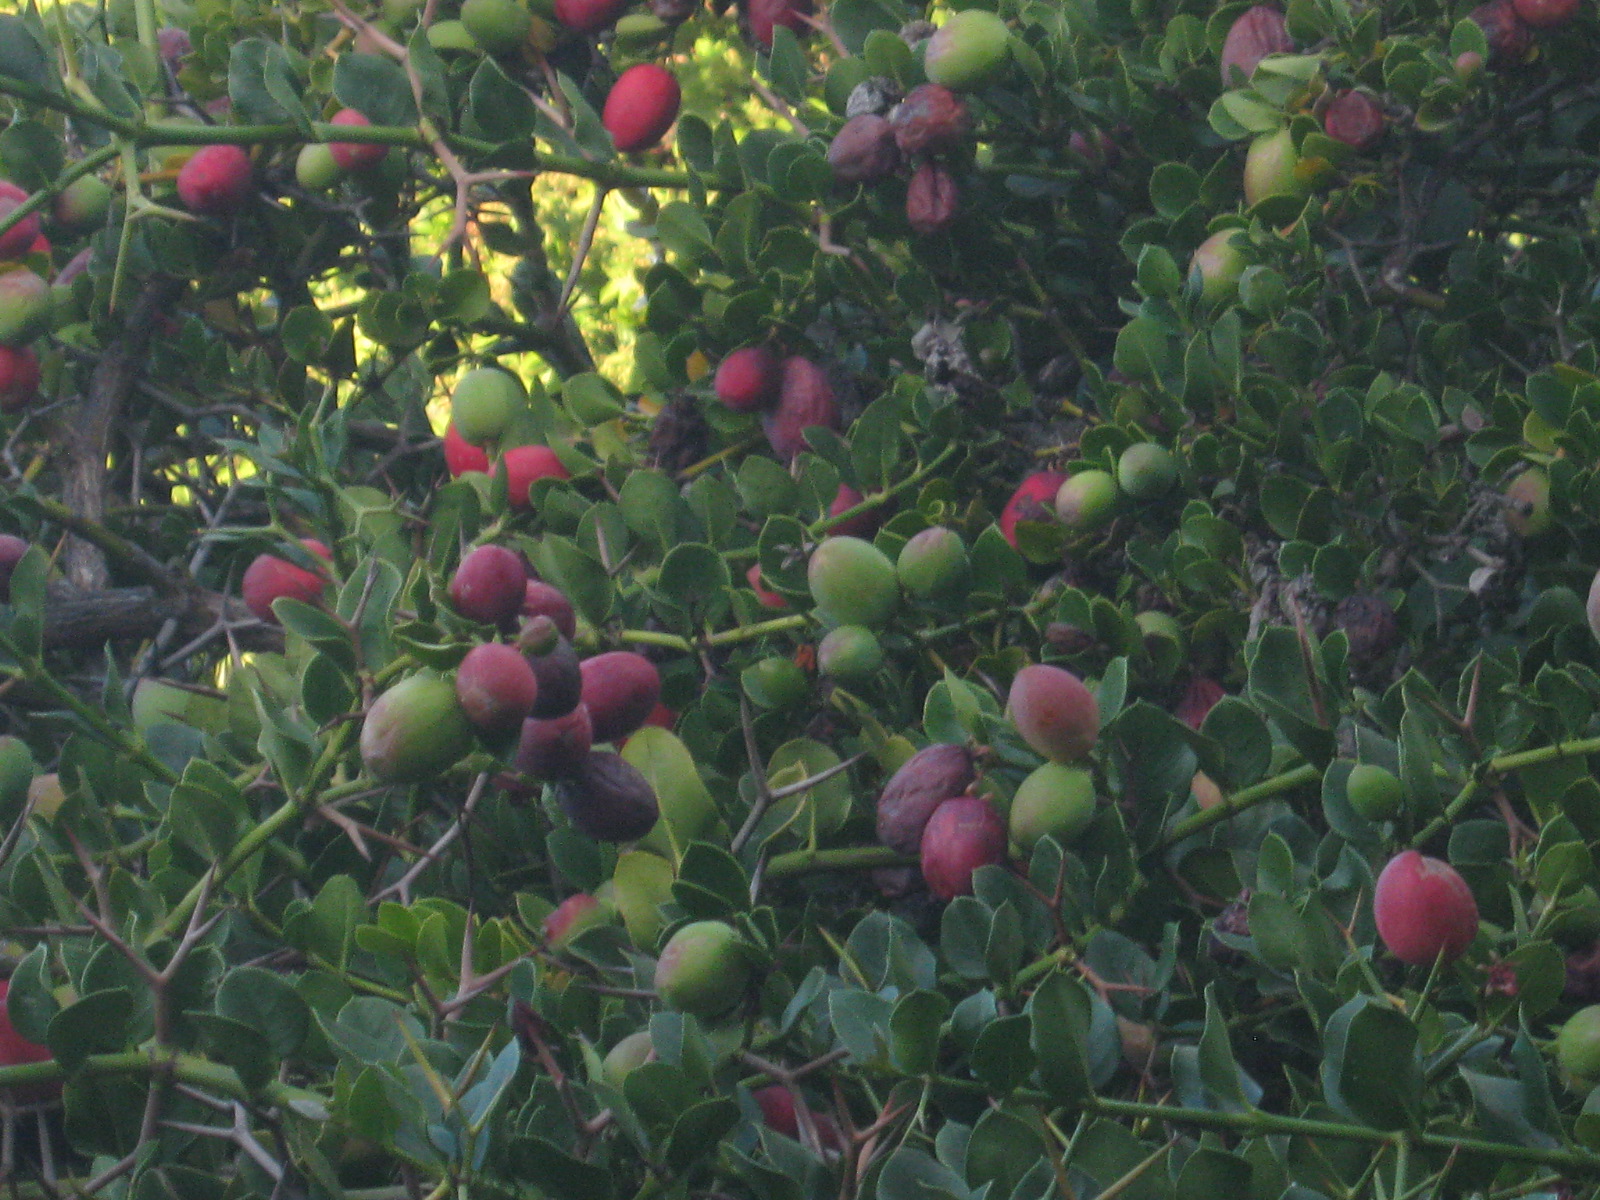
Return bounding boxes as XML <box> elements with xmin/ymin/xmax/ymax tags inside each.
<box><xmin>1410</xmin><ymin>733</ymin><xmax>1600</xmax><ymax>848</ymax></box>
<box><xmin>1159</xmin><ymin>762</ymin><xmax>1320</xmax><ymax>846</ymax></box>
<box><xmin>763</xmin><ymin>845</ymin><xmax>912</xmax><ymax>880</ymax></box>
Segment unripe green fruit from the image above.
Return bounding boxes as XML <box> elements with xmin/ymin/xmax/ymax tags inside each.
<box><xmin>817</xmin><ymin>624</ymin><xmax>883</xmax><ymax>683</ymax></box>
<box><xmin>462</xmin><ymin>0</ymin><xmax>534</xmax><ymax>51</ymax></box>
<box><xmin>359</xmin><ymin>674</ymin><xmax>473</xmax><ymax>783</ymax></box>
<box><xmin>1557</xmin><ymin>1005</ymin><xmax>1600</xmax><ymax>1092</ymax></box>
<box><xmin>923</xmin><ymin>10</ymin><xmax>1011</xmax><ymax>91</ymax></box>
<box><xmin>451</xmin><ymin>367</ymin><xmax>525</xmax><ymax>447</ymax></box>
<box><xmin>52</xmin><ymin>176</ymin><xmax>112</xmax><ymax>231</ymax></box>
<box><xmin>295</xmin><ymin>143</ymin><xmax>345</xmax><ymax>191</ymax></box>
<box><xmin>896</xmin><ymin>526</ymin><xmax>970</xmax><ymax>601</ymax></box>
<box><xmin>654</xmin><ymin>920</ymin><xmax>752</xmax><ymax>1018</ymax></box>
<box><xmin>0</xmin><ymin>736</ymin><xmax>35</xmax><ymax>824</ymax></box>
<box><xmin>427</xmin><ymin>19</ymin><xmax>480</xmax><ymax>50</ymax></box>
<box><xmin>1117</xmin><ymin>443</ymin><xmax>1177</xmax><ymax>499</ymax></box>
<box><xmin>742</xmin><ymin>656</ymin><xmax>809</xmax><ymax>710</ymax></box>
<box><xmin>808</xmin><ymin>536</ymin><xmax>898</xmax><ymax>628</ymax></box>
<box><xmin>1243</xmin><ymin>127</ymin><xmax>1308</xmax><ymax>208</ymax></box>
<box><xmin>0</xmin><ymin>270</ymin><xmax>52</xmax><ymax>347</ymax></box>
<box><xmin>1346</xmin><ymin>762</ymin><xmax>1403</xmax><ymax>821</ymax></box>
<box><xmin>602</xmin><ymin>1030</ymin><xmax>654</xmax><ymax>1089</ymax></box>
<box><xmin>1504</xmin><ymin>468</ymin><xmax>1551</xmax><ymax>537</ymax></box>
<box><xmin>1588</xmin><ymin>568</ymin><xmax>1600</xmax><ymax>644</ymax></box>
<box><xmin>1054</xmin><ymin>470</ymin><xmax>1119</xmax><ymax>532</ymax></box>
<box><xmin>1009</xmin><ymin>762</ymin><xmax>1096</xmax><ymax>854</ymax></box>
<box><xmin>1190</xmin><ymin>230</ymin><xmax>1246</xmax><ymax>306</ymax></box>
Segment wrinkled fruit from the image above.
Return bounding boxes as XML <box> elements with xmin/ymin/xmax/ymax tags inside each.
<box><xmin>891</xmin><ymin>84</ymin><xmax>970</xmax><ymax>155</ymax></box>
<box><xmin>906</xmin><ymin>161</ymin><xmax>959</xmax><ymax>235</ymax></box>
<box><xmin>557</xmin><ymin>751</ymin><xmax>661</xmax><ymax>841</ymax></box>
<box><xmin>827</xmin><ymin>114</ymin><xmax>900</xmax><ymax>185</ymax></box>
<box><xmin>876</xmin><ymin>742</ymin><xmax>976</xmax><ymax>854</ymax></box>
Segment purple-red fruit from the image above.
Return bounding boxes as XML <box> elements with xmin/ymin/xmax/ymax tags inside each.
<box><xmin>0</xmin><ymin>183</ymin><xmax>41</xmax><ymax>262</ymax></box>
<box><xmin>891</xmin><ymin>84</ymin><xmax>970</xmax><ymax>155</ymax></box>
<box><xmin>1373</xmin><ymin>850</ymin><xmax>1479</xmax><ymax>966</ymax></box>
<box><xmin>242</xmin><ymin>539</ymin><xmax>331</xmax><ymax>623</ymax></box>
<box><xmin>747</xmin><ymin>563</ymin><xmax>789</xmax><ymax>610</ymax></box>
<box><xmin>999</xmin><ymin>472</ymin><xmax>1066</xmax><ymax>548</ymax></box>
<box><xmin>522</xmin><ymin>580</ymin><xmax>577</xmax><ymax>639</ymax></box>
<box><xmin>906</xmin><ymin>161</ymin><xmax>959</xmax><ymax>234</ymax></box>
<box><xmin>828</xmin><ymin>484</ymin><xmax>882</xmax><ymax>538</ymax></box>
<box><xmin>0</xmin><ymin>535</ymin><xmax>28</xmax><ymax>603</ymax></box>
<box><xmin>557</xmin><ymin>751</ymin><xmax>661</xmax><ymax>842</ymax></box>
<box><xmin>1174</xmin><ymin>675</ymin><xmax>1225</xmax><ymax>731</ymax></box>
<box><xmin>920</xmin><ymin>795</ymin><xmax>1007</xmax><ymax>900</ymax></box>
<box><xmin>555</xmin><ymin>0</ymin><xmax>630</xmax><ymax>31</ymax></box>
<box><xmin>524</xmin><ymin>621</ymin><xmax>584</xmax><ymax>719</ymax></box>
<box><xmin>1219</xmin><ymin>5</ymin><xmax>1292</xmax><ymax>85</ymax></box>
<box><xmin>449</xmin><ymin>544</ymin><xmax>526</xmax><ymax>627</ymax></box>
<box><xmin>1513</xmin><ymin>0</ymin><xmax>1578</xmax><ymax>26</ymax></box>
<box><xmin>580</xmin><ymin>651</ymin><xmax>662</xmax><ymax>744</ymax></box>
<box><xmin>176</xmin><ymin>145</ymin><xmax>254</xmax><ymax>216</ymax></box>
<box><xmin>515</xmin><ymin>705</ymin><xmax>594</xmax><ymax>778</ymax></box>
<box><xmin>1323</xmin><ymin>90</ymin><xmax>1385</xmax><ymax>151</ymax></box>
<box><xmin>876</xmin><ymin>742</ymin><xmax>977</xmax><ymax>854</ymax></box>
<box><xmin>762</xmin><ymin>356</ymin><xmax>839</xmax><ymax>462</ymax></box>
<box><xmin>1471</xmin><ymin>0</ymin><xmax>1532</xmax><ymax>64</ymax></box>
<box><xmin>715</xmin><ymin>346</ymin><xmax>782</xmax><ymax>413</ymax></box>
<box><xmin>603</xmin><ymin>64</ymin><xmax>682</xmax><ymax>154</ymax></box>
<box><xmin>1008</xmin><ymin>664</ymin><xmax>1099</xmax><ymax>763</ymax></box>
<box><xmin>0</xmin><ymin>345</ymin><xmax>39</xmax><ymax>413</ymax></box>
<box><xmin>745</xmin><ymin>0</ymin><xmax>812</xmax><ymax>48</ymax></box>
<box><xmin>455</xmin><ymin>642</ymin><xmax>540</xmax><ymax>735</ymax></box>
<box><xmin>329</xmin><ymin>109</ymin><xmax>386</xmax><ymax>171</ymax></box>
<box><xmin>827</xmin><ymin>114</ymin><xmax>900</xmax><ymax>185</ymax></box>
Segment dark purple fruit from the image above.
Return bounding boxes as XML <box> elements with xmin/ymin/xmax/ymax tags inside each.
<box><xmin>827</xmin><ymin>114</ymin><xmax>899</xmax><ymax>185</ymax></box>
<box><xmin>891</xmin><ymin>84</ymin><xmax>970</xmax><ymax>155</ymax></box>
<box><xmin>876</xmin><ymin>743</ymin><xmax>976</xmax><ymax>854</ymax></box>
<box><xmin>455</xmin><ymin>642</ymin><xmax>539</xmax><ymax>736</ymax></box>
<box><xmin>906</xmin><ymin>162</ymin><xmax>959</xmax><ymax>234</ymax></box>
<box><xmin>920</xmin><ymin>795</ymin><xmax>1007</xmax><ymax>900</ymax></box>
<box><xmin>579</xmin><ymin>651</ymin><xmax>662</xmax><ymax>744</ymax></box>
<box><xmin>524</xmin><ymin>621</ymin><xmax>584</xmax><ymax>720</ymax></box>
<box><xmin>1471</xmin><ymin>0</ymin><xmax>1532</xmax><ymax>64</ymax></box>
<box><xmin>521</xmin><ymin>580</ymin><xmax>577</xmax><ymax>639</ymax></box>
<box><xmin>450</xmin><ymin>544</ymin><xmax>526</xmax><ymax>627</ymax></box>
<box><xmin>515</xmin><ymin>705</ymin><xmax>594</xmax><ymax>778</ymax></box>
<box><xmin>557</xmin><ymin>751</ymin><xmax>661</xmax><ymax>842</ymax></box>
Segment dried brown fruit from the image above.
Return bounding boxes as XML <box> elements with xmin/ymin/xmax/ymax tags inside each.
<box><xmin>557</xmin><ymin>751</ymin><xmax>661</xmax><ymax>842</ymax></box>
<box><xmin>906</xmin><ymin>161</ymin><xmax>959</xmax><ymax>235</ymax></box>
<box><xmin>1333</xmin><ymin>592</ymin><xmax>1399</xmax><ymax>664</ymax></box>
<box><xmin>1219</xmin><ymin>6</ymin><xmax>1292</xmax><ymax>86</ymax></box>
<box><xmin>827</xmin><ymin>114</ymin><xmax>900</xmax><ymax>184</ymax></box>
<box><xmin>891</xmin><ymin>84</ymin><xmax>970</xmax><ymax>155</ymax></box>
<box><xmin>876</xmin><ymin>743</ymin><xmax>977</xmax><ymax>854</ymax></box>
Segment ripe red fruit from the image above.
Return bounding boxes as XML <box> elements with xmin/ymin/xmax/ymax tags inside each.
<box><xmin>1373</xmin><ymin>850</ymin><xmax>1479</xmax><ymax>966</ymax></box>
<box><xmin>496</xmin><ymin>444</ymin><xmax>571</xmax><ymax>509</ymax></box>
<box><xmin>522</xmin><ymin>580</ymin><xmax>577</xmax><ymax>639</ymax></box>
<box><xmin>999</xmin><ymin>472</ymin><xmax>1066</xmax><ymax>548</ymax></box>
<box><xmin>455</xmin><ymin>642</ymin><xmax>540</xmax><ymax>735</ymax></box>
<box><xmin>642</xmin><ymin>701</ymin><xmax>675</xmax><ymax>729</ymax></box>
<box><xmin>580</xmin><ymin>651</ymin><xmax>662</xmax><ymax>743</ymax></box>
<box><xmin>449</xmin><ymin>544</ymin><xmax>527</xmax><ymax>627</ymax></box>
<box><xmin>0</xmin><ymin>182</ymin><xmax>42</xmax><ymax>262</ymax></box>
<box><xmin>555</xmin><ymin>0</ymin><xmax>630</xmax><ymax>32</ymax></box>
<box><xmin>827</xmin><ymin>483</ymin><xmax>883</xmax><ymax>538</ymax></box>
<box><xmin>1323</xmin><ymin>90</ymin><xmax>1385</xmax><ymax>151</ymax></box>
<box><xmin>241</xmin><ymin>539</ymin><xmax>331</xmax><ymax>623</ymax></box>
<box><xmin>877</xmin><ymin>742</ymin><xmax>977</xmax><ymax>854</ymax></box>
<box><xmin>0</xmin><ymin>535</ymin><xmax>29</xmax><ymax>604</ymax></box>
<box><xmin>0</xmin><ymin>979</ymin><xmax>56</xmax><ymax>1104</ymax></box>
<box><xmin>0</xmin><ymin>344</ymin><xmax>40</xmax><ymax>412</ymax></box>
<box><xmin>715</xmin><ymin>346</ymin><xmax>782</xmax><ymax>412</ymax></box>
<box><xmin>920</xmin><ymin>795</ymin><xmax>1007</xmax><ymax>900</ymax></box>
<box><xmin>747</xmin><ymin>563</ymin><xmax>789</xmax><ymax>610</ymax></box>
<box><xmin>752</xmin><ymin>1085</ymin><xmax>843</xmax><ymax>1149</ymax></box>
<box><xmin>1512</xmin><ymin>0</ymin><xmax>1577</xmax><ymax>26</ymax></box>
<box><xmin>1471</xmin><ymin>0</ymin><xmax>1532</xmax><ymax>64</ymax></box>
<box><xmin>176</xmin><ymin>145</ymin><xmax>254</xmax><ymax>216</ymax></box>
<box><xmin>745</xmin><ymin>0</ymin><xmax>813</xmax><ymax>48</ymax></box>
<box><xmin>891</xmin><ymin>84</ymin><xmax>971</xmax><ymax>155</ymax></box>
<box><xmin>1174</xmin><ymin>676</ymin><xmax>1225</xmax><ymax>731</ymax></box>
<box><xmin>602</xmin><ymin>64</ymin><xmax>682</xmax><ymax>154</ymax></box>
<box><xmin>1219</xmin><ymin>5</ymin><xmax>1292</xmax><ymax>86</ymax></box>
<box><xmin>515</xmin><ymin>705</ymin><xmax>594</xmax><ymax>778</ymax></box>
<box><xmin>328</xmin><ymin>109</ymin><xmax>387</xmax><ymax>171</ymax></box>
<box><xmin>543</xmin><ymin>893</ymin><xmax>605</xmax><ymax>947</ymax></box>
<box><xmin>444</xmin><ymin>422</ymin><xmax>490</xmax><ymax>477</ymax></box>
<box><xmin>1008</xmin><ymin>664</ymin><xmax>1099</xmax><ymax>763</ymax></box>
<box><xmin>906</xmin><ymin>161</ymin><xmax>959</xmax><ymax>235</ymax></box>
<box><xmin>762</xmin><ymin>356</ymin><xmax>839</xmax><ymax>462</ymax></box>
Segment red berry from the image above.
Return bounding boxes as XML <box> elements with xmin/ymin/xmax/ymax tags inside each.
<box><xmin>455</xmin><ymin>642</ymin><xmax>540</xmax><ymax>735</ymax></box>
<box><xmin>919</xmin><ymin>795</ymin><xmax>1007</xmax><ymax>900</ymax></box>
<box><xmin>1512</xmin><ymin>0</ymin><xmax>1578</xmax><ymax>26</ymax></box>
<box><xmin>0</xmin><ymin>345</ymin><xmax>40</xmax><ymax>413</ymax></box>
<box><xmin>747</xmin><ymin>563</ymin><xmax>789</xmax><ymax>610</ymax></box>
<box><xmin>522</xmin><ymin>580</ymin><xmax>578</xmax><ymax>639</ymax></box>
<box><xmin>602</xmin><ymin>64</ymin><xmax>682</xmax><ymax>154</ymax></box>
<box><xmin>579</xmin><ymin>651</ymin><xmax>662</xmax><ymax>743</ymax></box>
<box><xmin>0</xmin><ymin>183</ymin><xmax>41</xmax><ymax>262</ymax></box>
<box><xmin>241</xmin><ymin>538</ymin><xmax>331</xmax><ymax>623</ymax></box>
<box><xmin>715</xmin><ymin>346</ymin><xmax>782</xmax><ymax>413</ymax></box>
<box><xmin>444</xmin><ymin>422</ymin><xmax>491</xmax><ymax>477</ymax></box>
<box><xmin>999</xmin><ymin>472</ymin><xmax>1066</xmax><ymax>548</ymax></box>
<box><xmin>554</xmin><ymin>0</ymin><xmax>630</xmax><ymax>32</ymax></box>
<box><xmin>1174</xmin><ymin>676</ymin><xmax>1225</xmax><ymax>731</ymax></box>
<box><xmin>1373</xmin><ymin>850</ymin><xmax>1479</xmax><ymax>966</ymax></box>
<box><xmin>496</xmin><ymin>444</ymin><xmax>571</xmax><ymax>509</ymax></box>
<box><xmin>0</xmin><ymin>979</ymin><xmax>57</xmax><ymax>1105</ymax></box>
<box><xmin>1322</xmin><ymin>89</ymin><xmax>1385</xmax><ymax>151</ymax></box>
<box><xmin>449</xmin><ymin>544</ymin><xmax>527</xmax><ymax>627</ymax></box>
<box><xmin>176</xmin><ymin>145</ymin><xmax>254</xmax><ymax>216</ymax></box>
<box><xmin>745</xmin><ymin>0</ymin><xmax>812</xmax><ymax>48</ymax></box>
<box><xmin>329</xmin><ymin>109</ymin><xmax>386</xmax><ymax>171</ymax></box>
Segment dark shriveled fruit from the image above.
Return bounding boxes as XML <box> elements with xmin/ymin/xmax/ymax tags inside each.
<box><xmin>579</xmin><ymin>651</ymin><xmax>662</xmax><ymax>743</ymax></box>
<box><xmin>876</xmin><ymin>742</ymin><xmax>976</xmax><ymax>854</ymax></box>
<box><xmin>1323</xmin><ymin>90</ymin><xmax>1385</xmax><ymax>151</ymax></box>
<box><xmin>455</xmin><ymin>642</ymin><xmax>539</xmax><ymax>736</ymax></box>
<box><xmin>558</xmin><ymin>751</ymin><xmax>661</xmax><ymax>842</ymax></box>
<box><xmin>920</xmin><ymin>795</ymin><xmax>1007</xmax><ymax>900</ymax></box>
<box><xmin>891</xmin><ymin>84</ymin><xmax>971</xmax><ymax>155</ymax></box>
<box><xmin>1008</xmin><ymin>664</ymin><xmax>1099</xmax><ymax>763</ymax></box>
<box><xmin>1219</xmin><ymin>5</ymin><xmax>1292</xmax><ymax>85</ymax></box>
<box><xmin>361</xmin><ymin>674</ymin><xmax>474</xmax><ymax>783</ymax></box>
<box><xmin>449</xmin><ymin>544</ymin><xmax>527</xmax><ymax>627</ymax></box>
<box><xmin>515</xmin><ymin>705</ymin><xmax>594</xmax><ymax>778</ymax></box>
<box><xmin>653</xmin><ymin>919</ymin><xmax>751</xmax><ymax>1017</ymax></box>
<box><xmin>906</xmin><ymin>162</ymin><xmax>959</xmax><ymax>235</ymax></box>
<box><xmin>827</xmin><ymin>115</ymin><xmax>900</xmax><ymax>185</ymax></box>
<box><xmin>762</xmin><ymin>356</ymin><xmax>839</xmax><ymax>461</ymax></box>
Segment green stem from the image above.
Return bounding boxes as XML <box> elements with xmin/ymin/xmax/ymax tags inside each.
<box><xmin>1159</xmin><ymin>762</ymin><xmax>1319</xmax><ymax>847</ymax></box>
<box><xmin>0</xmin><ymin>1048</ymin><xmax>323</xmax><ymax>1113</ymax></box>
<box><xmin>1411</xmin><ymin>734</ymin><xmax>1600</xmax><ymax>848</ymax></box>
<box><xmin>3</xmin><ymin>649</ymin><xmax>176</xmax><ymax>784</ymax></box>
<box><xmin>764</xmin><ymin>845</ymin><xmax>911</xmax><ymax>880</ymax></box>
<box><xmin>805</xmin><ymin>443</ymin><xmax>962</xmax><ymax>540</ymax></box>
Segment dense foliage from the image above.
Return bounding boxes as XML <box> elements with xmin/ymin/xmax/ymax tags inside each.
<box><xmin>2</xmin><ymin>0</ymin><xmax>1600</xmax><ymax>1196</ymax></box>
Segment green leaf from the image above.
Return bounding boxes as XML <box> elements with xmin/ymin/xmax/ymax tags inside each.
<box><xmin>1321</xmin><ymin>996</ymin><xmax>1421</xmax><ymax>1130</ymax></box>
<box><xmin>1029</xmin><ymin>971</ymin><xmax>1093</xmax><ymax>1106</ymax></box>
<box><xmin>229</xmin><ymin>39</ymin><xmax>311</xmax><ymax>129</ymax></box>
<box><xmin>888</xmin><ymin>990</ymin><xmax>948</xmax><ymax>1076</ymax></box>
<box><xmin>217</xmin><ymin>966</ymin><xmax>311</xmax><ymax>1058</ymax></box>
<box><xmin>333</xmin><ymin>53</ymin><xmax>419</xmax><ymax>126</ymax></box>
